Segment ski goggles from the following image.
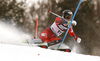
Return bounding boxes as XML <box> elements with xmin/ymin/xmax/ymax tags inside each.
<box><xmin>65</xmin><ymin>15</ymin><xmax>72</xmax><ymax>19</ymax></box>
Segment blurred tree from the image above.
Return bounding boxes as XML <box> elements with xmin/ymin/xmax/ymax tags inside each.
<box><xmin>0</xmin><ymin>0</ymin><xmax>25</xmax><ymax>26</ymax></box>
<box><xmin>57</xmin><ymin>0</ymin><xmax>79</xmax><ymax>13</ymax></box>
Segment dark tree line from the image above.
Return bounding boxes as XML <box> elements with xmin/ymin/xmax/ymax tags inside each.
<box><xmin>0</xmin><ymin>0</ymin><xmax>25</xmax><ymax>25</ymax></box>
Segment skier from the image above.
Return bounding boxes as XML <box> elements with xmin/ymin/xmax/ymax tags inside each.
<box><xmin>28</xmin><ymin>10</ymin><xmax>81</xmax><ymax>51</ymax></box>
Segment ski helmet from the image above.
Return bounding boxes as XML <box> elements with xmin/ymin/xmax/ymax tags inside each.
<box><xmin>62</xmin><ymin>10</ymin><xmax>73</xmax><ymax>19</ymax></box>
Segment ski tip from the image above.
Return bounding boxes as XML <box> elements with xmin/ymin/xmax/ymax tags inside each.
<box><xmin>48</xmin><ymin>10</ymin><xmax>50</xmax><ymax>13</ymax></box>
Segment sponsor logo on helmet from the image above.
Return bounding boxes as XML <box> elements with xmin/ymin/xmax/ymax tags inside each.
<box><xmin>68</xmin><ymin>12</ymin><xmax>72</xmax><ymax>15</ymax></box>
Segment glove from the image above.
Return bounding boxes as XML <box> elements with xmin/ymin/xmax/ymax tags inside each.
<box><xmin>65</xmin><ymin>20</ymin><xmax>77</xmax><ymax>26</ymax></box>
<box><xmin>72</xmin><ymin>20</ymin><xmax>77</xmax><ymax>26</ymax></box>
<box><xmin>76</xmin><ymin>37</ymin><xmax>81</xmax><ymax>43</ymax></box>
<box><xmin>73</xmin><ymin>35</ymin><xmax>81</xmax><ymax>43</ymax></box>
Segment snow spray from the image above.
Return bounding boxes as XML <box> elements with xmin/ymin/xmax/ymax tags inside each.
<box><xmin>0</xmin><ymin>21</ymin><xmax>32</xmax><ymax>44</ymax></box>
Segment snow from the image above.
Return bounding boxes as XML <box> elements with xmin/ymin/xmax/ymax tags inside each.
<box><xmin>0</xmin><ymin>44</ymin><xmax>100</xmax><ymax>61</ymax></box>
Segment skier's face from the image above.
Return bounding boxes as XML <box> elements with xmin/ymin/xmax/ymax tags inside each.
<box><xmin>65</xmin><ymin>15</ymin><xmax>72</xmax><ymax>21</ymax></box>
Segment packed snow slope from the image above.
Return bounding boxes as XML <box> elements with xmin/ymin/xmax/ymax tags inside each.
<box><xmin>0</xmin><ymin>44</ymin><xmax>100</xmax><ymax>61</ymax></box>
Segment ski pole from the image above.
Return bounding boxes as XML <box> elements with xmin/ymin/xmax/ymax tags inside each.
<box><xmin>48</xmin><ymin>10</ymin><xmax>68</xmax><ymax>21</ymax></box>
<box><xmin>57</xmin><ymin>0</ymin><xmax>82</xmax><ymax>49</ymax></box>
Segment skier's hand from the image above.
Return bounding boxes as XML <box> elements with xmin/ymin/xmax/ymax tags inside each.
<box><xmin>67</xmin><ymin>20</ymin><xmax>77</xmax><ymax>26</ymax></box>
<box><xmin>74</xmin><ymin>35</ymin><xmax>81</xmax><ymax>43</ymax></box>
<box><xmin>76</xmin><ymin>37</ymin><xmax>81</xmax><ymax>43</ymax></box>
<box><xmin>72</xmin><ymin>20</ymin><xmax>77</xmax><ymax>26</ymax></box>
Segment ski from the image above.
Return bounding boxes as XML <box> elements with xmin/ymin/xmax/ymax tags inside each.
<box><xmin>37</xmin><ymin>45</ymin><xmax>71</xmax><ymax>52</ymax></box>
<box><xmin>57</xmin><ymin>49</ymin><xmax>71</xmax><ymax>52</ymax></box>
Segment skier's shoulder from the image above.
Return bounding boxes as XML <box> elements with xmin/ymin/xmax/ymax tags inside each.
<box><xmin>55</xmin><ymin>17</ymin><xmax>62</xmax><ymax>23</ymax></box>
<box><xmin>55</xmin><ymin>17</ymin><xmax>61</xmax><ymax>20</ymax></box>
